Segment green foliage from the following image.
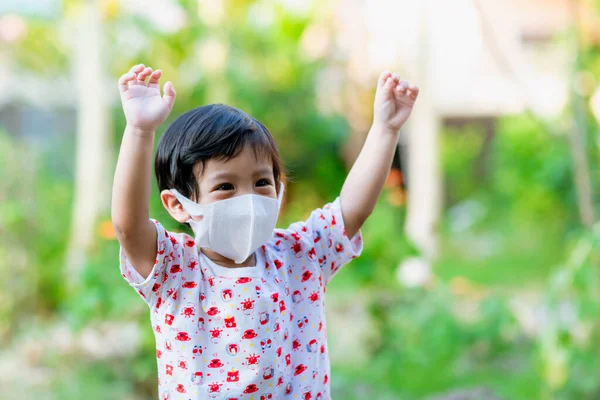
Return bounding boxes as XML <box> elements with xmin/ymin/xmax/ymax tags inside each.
<box><xmin>492</xmin><ymin>116</ymin><xmax>574</xmax><ymax>225</ymax></box>
<box><xmin>331</xmin><ymin>196</ymin><xmax>419</xmax><ymax>289</ymax></box>
<box><xmin>330</xmin><ymin>286</ymin><xmax>536</xmax><ymax>400</ymax></box>
<box><xmin>0</xmin><ymin>131</ymin><xmax>70</xmax><ymax>338</ymax></box>
<box><xmin>437</xmin><ymin>114</ymin><xmax>576</xmax><ymax>289</ymax></box>
<box><xmin>536</xmin><ymin>228</ymin><xmax>600</xmax><ymax>399</ymax></box>
<box><xmin>9</xmin><ymin>21</ymin><xmax>69</xmax><ymax>74</ymax></box>
<box><xmin>441</xmin><ymin>123</ymin><xmax>489</xmax><ymax>204</ymax></box>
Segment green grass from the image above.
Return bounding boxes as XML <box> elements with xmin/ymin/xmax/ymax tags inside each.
<box><xmin>435</xmin><ymin>251</ymin><xmax>559</xmax><ymax>288</ymax></box>
<box><xmin>434</xmin><ymin>222</ymin><xmax>567</xmax><ymax>288</ymax></box>
<box><xmin>331</xmin><ymin>343</ymin><xmax>541</xmax><ymax>400</ymax></box>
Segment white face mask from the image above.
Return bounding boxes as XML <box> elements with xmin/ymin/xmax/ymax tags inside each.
<box><xmin>170</xmin><ymin>184</ymin><xmax>284</xmax><ymax>264</ymax></box>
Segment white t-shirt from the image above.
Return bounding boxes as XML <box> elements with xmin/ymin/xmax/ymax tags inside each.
<box><xmin>120</xmin><ymin>198</ymin><xmax>363</xmax><ymax>400</ymax></box>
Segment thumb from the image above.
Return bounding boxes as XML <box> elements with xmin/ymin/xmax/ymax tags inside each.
<box><xmin>163</xmin><ymin>81</ymin><xmax>176</xmax><ymax>110</ymax></box>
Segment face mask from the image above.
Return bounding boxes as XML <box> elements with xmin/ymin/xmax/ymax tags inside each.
<box><xmin>170</xmin><ymin>184</ymin><xmax>284</xmax><ymax>264</ymax></box>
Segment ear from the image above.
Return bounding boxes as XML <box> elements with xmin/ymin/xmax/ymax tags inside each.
<box><xmin>161</xmin><ymin>189</ymin><xmax>195</xmax><ymax>224</ymax></box>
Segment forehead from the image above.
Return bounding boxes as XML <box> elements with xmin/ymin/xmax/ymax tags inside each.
<box><xmin>199</xmin><ymin>145</ymin><xmax>274</xmax><ymax>180</ymax></box>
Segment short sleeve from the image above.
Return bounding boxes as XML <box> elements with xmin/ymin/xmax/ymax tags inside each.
<box><xmin>284</xmin><ymin>198</ymin><xmax>363</xmax><ymax>284</ymax></box>
<box><xmin>119</xmin><ymin>219</ymin><xmax>183</xmax><ymax>306</ymax></box>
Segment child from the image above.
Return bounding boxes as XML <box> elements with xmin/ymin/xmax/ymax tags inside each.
<box><xmin>113</xmin><ymin>63</ymin><xmax>418</xmax><ymax>399</ymax></box>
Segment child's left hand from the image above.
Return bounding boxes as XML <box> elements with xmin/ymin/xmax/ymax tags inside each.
<box><xmin>373</xmin><ymin>72</ymin><xmax>419</xmax><ymax>132</ymax></box>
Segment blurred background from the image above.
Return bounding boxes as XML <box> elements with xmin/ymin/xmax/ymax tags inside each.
<box><xmin>2</xmin><ymin>0</ymin><xmax>600</xmax><ymax>399</ymax></box>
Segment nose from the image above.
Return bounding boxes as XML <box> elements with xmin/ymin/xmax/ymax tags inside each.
<box><xmin>236</xmin><ymin>185</ymin><xmax>255</xmax><ymax>196</ymax></box>
<box><xmin>233</xmin><ymin>182</ymin><xmax>274</xmax><ymax>197</ymax></box>
<box><xmin>228</xmin><ymin>182</ymin><xmax>256</xmax><ymax>197</ymax></box>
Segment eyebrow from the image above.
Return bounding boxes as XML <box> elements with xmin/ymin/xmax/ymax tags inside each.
<box><xmin>208</xmin><ymin>168</ymin><xmax>273</xmax><ymax>182</ymax></box>
<box><xmin>253</xmin><ymin>167</ymin><xmax>273</xmax><ymax>177</ymax></box>
<box><xmin>209</xmin><ymin>172</ymin><xmax>235</xmax><ymax>180</ymax></box>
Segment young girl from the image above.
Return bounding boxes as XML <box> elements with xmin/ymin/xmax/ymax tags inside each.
<box><xmin>113</xmin><ymin>63</ymin><xmax>418</xmax><ymax>399</ymax></box>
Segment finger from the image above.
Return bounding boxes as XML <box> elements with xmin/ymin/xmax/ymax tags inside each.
<box><xmin>148</xmin><ymin>69</ymin><xmax>162</xmax><ymax>87</ymax></box>
<box><xmin>384</xmin><ymin>76</ymin><xmax>396</xmax><ymax>90</ymax></box>
<box><xmin>118</xmin><ymin>72</ymin><xmax>137</xmax><ymax>93</ymax></box>
<box><xmin>395</xmin><ymin>87</ymin><xmax>410</xmax><ymax>103</ymax></box>
<box><xmin>408</xmin><ymin>85</ymin><xmax>420</xmax><ymax>99</ymax></box>
<box><xmin>163</xmin><ymin>81</ymin><xmax>176</xmax><ymax>109</ymax></box>
<box><xmin>135</xmin><ymin>67</ymin><xmax>153</xmax><ymax>85</ymax></box>
<box><xmin>129</xmin><ymin>64</ymin><xmax>145</xmax><ymax>74</ymax></box>
<box><xmin>397</xmin><ymin>80</ymin><xmax>409</xmax><ymax>93</ymax></box>
<box><xmin>392</xmin><ymin>73</ymin><xmax>401</xmax><ymax>84</ymax></box>
<box><xmin>378</xmin><ymin>71</ymin><xmax>392</xmax><ymax>87</ymax></box>
<box><xmin>137</xmin><ymin>66</ymin><xmax>153</xmax><ymax>81</ymax></box>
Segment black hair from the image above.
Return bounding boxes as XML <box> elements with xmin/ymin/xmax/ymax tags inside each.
<box><xmin>155</xmin><ymin>104</ymin><xmax>283</xmax><ymax>200</ymax></box>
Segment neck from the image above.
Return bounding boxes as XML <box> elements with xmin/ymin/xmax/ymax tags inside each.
<box><xmin>200</xmin><ymin>248</ymin><xmax>255</xmax><ymax>268</ymax></box>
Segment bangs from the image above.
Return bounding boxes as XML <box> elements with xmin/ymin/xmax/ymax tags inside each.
<box><xmin>156</xmin><ymin>104</ymin><xmax>284</xmax><ymax>200</ymax></box>
<box><xmin>218</xmin><ymin>119</ymin><xmax>278</xmax><ymax>165</ymax></box>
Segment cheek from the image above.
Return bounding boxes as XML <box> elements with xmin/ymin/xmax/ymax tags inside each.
<box><xmin>196</xmin><ymin>183</ymin><xmax>220</xmax><ymax>203</ymax></box>
<box><xmin>205</xmin><ymin>192</ymin><xmax>228</xmax><ymax>203</ymax></box>
<box><xmin>257</xmin><ymin>187</ymin><xmax>277</xmax><ymax>200</ymax></box>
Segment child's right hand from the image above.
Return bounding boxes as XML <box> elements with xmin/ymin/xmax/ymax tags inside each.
<box><xmin>118</xmin><ymin>64</ymin><xmax>176</xmax><ymax>133</ymax></box>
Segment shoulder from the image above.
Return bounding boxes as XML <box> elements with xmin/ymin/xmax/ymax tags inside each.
<box><xmin>152</xmin><ymin>219</ymin><xmax>194</xmax><ymax>246</ymax></box>
<box><xmin>264</xmin><ymin>228</ymin><xmax>307</xmax><ymax>250</ymax></box>
<box><xmin>152</xmin><ymin>220</ymin><xmax>199</xmax><ymax>266</ymax></box>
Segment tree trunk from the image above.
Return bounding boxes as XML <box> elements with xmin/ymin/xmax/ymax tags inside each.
<box><xmin>567</xmin><ymin>115</ymin><xmax>595</xmax><ymax>228</ymax></box>
<box><xmin>65</xmin><ymin>0</ymin><xmax>112</xmax><ymax>289</ymax></box>
<box><xmin>404</xmin><ymin>0</ymin><xmax>441</xmax><ymax>259</ymax></box>
<box><xmin>567</xmin><ymin>0</ymin><xmax>595</xmax><ymax>229</ymax></box>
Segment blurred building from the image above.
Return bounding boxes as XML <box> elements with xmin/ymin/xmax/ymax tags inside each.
<box><xmin>317</xmin><ymin>0</ymin><xmax>586</xmax><ymax>258</ymax></box>
<box><xmin>326</xmin><ymin>0</ymin><xmax>575</xmax><ymax>118</ymax></box>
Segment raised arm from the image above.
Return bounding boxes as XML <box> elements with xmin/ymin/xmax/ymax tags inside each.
<box><xmin>340</xmin><ymin>71</ymin><xmax>419</xmax><ymax>238</ymax></box>
<box><xmin>111</xmin><ymin>64</ymin><xmax>176</xmax><ymax>279</ymax></box>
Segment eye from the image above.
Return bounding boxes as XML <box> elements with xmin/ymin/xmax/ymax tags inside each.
<box><xmin>214</xmin><ymin>183</ymin><xmax>234</xmax><ymax>191</ymax></box>
<box><xmin>256</xmin><ymin>179</ymin><xmax>272</xmax><ymax>187</ymax></box>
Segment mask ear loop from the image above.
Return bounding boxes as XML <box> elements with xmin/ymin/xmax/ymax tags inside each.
<box><xmin>277</xmin><ymin>182</ymin><xmax>285</xmax><ymax>205</ymax></box>
<box><xmin>171</xmin><ymin>189</ymin><xmax>211</xmax><ymax>249</ymax></box>
<box><xmin>170</xmin><ymin>189</ymin><xmax>207</xmax><ymax>223</ymax></box>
